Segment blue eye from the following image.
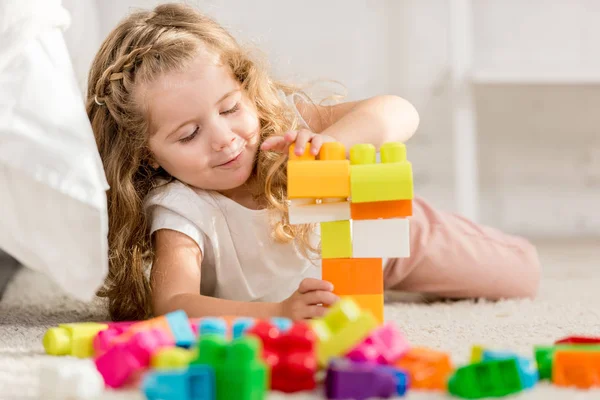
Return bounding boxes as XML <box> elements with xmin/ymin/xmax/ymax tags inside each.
<box><xmin>179</xmin><ymin>126</ymin><xmax>199</xmax><ymax>143</ymax></box>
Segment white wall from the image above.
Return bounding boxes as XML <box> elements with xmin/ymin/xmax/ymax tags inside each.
<box><xmin>62</xmin><ymin>0</ymin><xmax>600</xmax><ymax>238</ymax></box>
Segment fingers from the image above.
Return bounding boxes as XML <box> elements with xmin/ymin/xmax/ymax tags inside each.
<box><xmin>298</xmin><ymin>278</ymin><xmax>334</xmax><ymax>294</ymax></box>
<box><xmin>301</xmin><ymin>290</ymin><xmax>339</xmax><ymax>306</ymax></box>
<box><xmin>260</xmin><ymin>136</ymin><xmax>286</xmax><ymax>152</ymax></box>
<box><xmin>302</xmin><ymin>305</ymin><xmax>328</xmax><ymax>319</ymax></box>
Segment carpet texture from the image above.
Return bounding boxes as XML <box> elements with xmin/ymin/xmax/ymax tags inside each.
<box><xmin>0</xmin><ymin>239</ymin><xmax>599</xmax><ymax>399</ymax></box>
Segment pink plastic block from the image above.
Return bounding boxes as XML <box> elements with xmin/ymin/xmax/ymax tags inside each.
<box><xmin>346</xmin><ymin>323</ymin><xmax>409</xmax><ymax>365</ymax></box>
<box><xmin>94</xmin><ymin>329</ymin><xmax>171</xmax><ymax>388</ymax></box>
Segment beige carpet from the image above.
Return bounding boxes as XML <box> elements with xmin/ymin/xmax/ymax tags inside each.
<box><xmin>1</xmin><ymin>239</ymin><xmax>599</xmax><ymax>399</ymax></box>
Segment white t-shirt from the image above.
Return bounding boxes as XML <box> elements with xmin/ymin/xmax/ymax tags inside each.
<box><xmin>143</xmin><ymin>91</ymin><xmax>321</xmax><ymax>303</ymax></box>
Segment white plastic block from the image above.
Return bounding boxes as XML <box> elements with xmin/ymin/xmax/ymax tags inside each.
<box><xmin>352</xmin><ymin>218</ymin><xmax>410</xmax><ymax>258</ymax></box>
<box><xmin>39</xmin><ymin>358</ymin><xmax>104</xmax><ymax>399</ymax></box>
<box><xmin>288</xmin><ymin>199</ymin><xmax>351</xmax><ymax>224</ymax></box>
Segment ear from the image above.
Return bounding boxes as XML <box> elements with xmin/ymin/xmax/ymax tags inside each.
<box><xmin>148</xmin><ymin>158</ymin><xmax>160</xmax><ymax>170</ymax></box>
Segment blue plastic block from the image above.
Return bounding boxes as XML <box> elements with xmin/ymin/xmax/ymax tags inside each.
<box><xmin>270</xmin><ymin>317</ymin><xmax>292</xmax><ymax>332</ymax></box>
<box><xmin>482</xmin><ymin>350</ymin><xmax>539</xmax><ymax>389</ymax></box>
<box><xmin>142</xmin><ymin>365</ymin><xmax>215</xmax><ymax>400</ymax></box>
<box><xmin>198</xmin><ymin>318</ymin><xmax>227</xmax><ymax>337</ymax></box>
<box><xmin>378</xmin><ymin>365</ymin><xmax>409</xmax><ymax>395</ymax></box>
<box><xmin>165</xmin><ymin>310</ymin><xmax>196</xmax><ymax>348</ymax></box>
<box><xmin>232</xmin><ymin>318</ymin><xmax>255</xmax><ymax>339</ymax></box>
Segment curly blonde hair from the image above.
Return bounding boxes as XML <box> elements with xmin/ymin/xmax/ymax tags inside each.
<box><xmin>86</xmin><ymin>3</ymin><xmax>320</xmax><ymax>321</ymax></box>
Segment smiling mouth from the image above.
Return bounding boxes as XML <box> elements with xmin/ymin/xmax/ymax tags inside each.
<box><xmin>216</xmin><ymin>142</ymin><xmax>246</xmax><ymax>167</ymax></box>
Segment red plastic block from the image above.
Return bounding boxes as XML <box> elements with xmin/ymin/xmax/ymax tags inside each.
<box><xmin>246</xmin><ymin>320</ymin><xmax>317</xmax><ymax>393</ymax></box>
<box><xmin>346</xmin><ymin>323</ymin><xmax>409</xmax><ymax>364</ymax></box>
<box><xmin>555</xmin><ymin>336</ymin><xmax>600</xmax><ymax>345</ymax></box>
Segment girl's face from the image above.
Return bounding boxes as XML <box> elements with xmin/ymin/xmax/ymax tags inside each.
<box><xmin>141</xmin><ymin>52</ymin><xmax>261</xmax><ymax>194</ymax></box>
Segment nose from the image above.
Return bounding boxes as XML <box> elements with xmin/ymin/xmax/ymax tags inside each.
<box><xmin>210</xmin><ymin>123</ymin><xmax>236</xmax><ymax>152</ymax></box>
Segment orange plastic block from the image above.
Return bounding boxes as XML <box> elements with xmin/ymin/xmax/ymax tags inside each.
<box><xmin>553</xmin><ymin>350</ymin><xmax>600</xmax><ymax>388</ymax></box>
<box><xmin>350</xmin><ymin>199</ymin><xmax>413</xmax><ymax>220</ymax></box>
<box><xmin>347</xmin><ymin>294</ymin><xmax>384</xmax><ymax>325</ymax></box>
<box><xmin>322</xmin><ymin>258</ymin><xmax>383</xmax><ymax>296</ymax></box>
<box><xmin>287</xmin><ymin>143</ymin><xmax>350</xmax><ymax>199</ymax></box>
<box><xmin>395</xmin><ymin>347</ymin><xmax>454</xmax><ymax>390</ymax></box>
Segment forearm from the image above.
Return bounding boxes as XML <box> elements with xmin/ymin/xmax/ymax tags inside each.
<box><xmin>322</xmin><ymin>95</ymin><xmax>420</xmax><ymax>150</ymax></box>
<box><xmin>157</xmin><ymin>293</ymin><xmax>281</xmax><ymax>319</ymax></box>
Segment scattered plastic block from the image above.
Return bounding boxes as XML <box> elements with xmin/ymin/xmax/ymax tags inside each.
<box><xmin>247</xmin><ymin>320</ymin><xmax>317</xmax><ymax>393</ymax></box>
<box><xmin>39</xmin><ymin>358</ymin><xmax>104</xmax><ymax>399</ymax></box>
<box><xmin>111</xmin><ymin>310</ymin><xmax>195</xmax><ymax>348</ymax></box>
<box><xmin>555</xmin><ymin>336</ymin><xmax>600</xmax><ymax>345</ymax></box>
<box><xmin>325</xmin><ymin>358</ymin><xmax>397</xmax><ymax>400</ymax></box>
<box><xmin>270</xmin><ymin>317</ymin><xmax>292</xmax><ymax>333</ymax></box>
<box><xmin>232</xmin><ymin>318</ymin><xmax>256</xmax><ymax>339</ymax></box>
<box><xmin>553</xmin><ymin>349</ymin><xmax>600</xmax><ymax>388</ymax></box>
<box><xmin>448</xmin><ymin>358</ymin><xmax>523</xmax><ymax>399</ymax></box>
<box><xmin>378</xmin><ymin>365</ymin><xmax>410</xmax><ymax>396</ymax></box>
<box><xmin>481</xmin><ymin>349</ymin><xmax>538</xmax><ymax>389</ymax></box>
<box><xmin>310</xmin><ymin>297</ymin><xmax>378</xmax><ymax>367</ymax></box>
<box><xmin>43</xmin><ymin>322</ymin><xmax>108</xmax><ymax>358</ymax></box>
<box><xmin>198</xmin><ymin>317</ymin><xmax>227</xmax><ymax>336</ymax></box>
<box><xmin>192</xmin><ymin>335</ymin><xmax>268</xmax><ymax>400</ymax></box>
<box><xmin>142</xmin><ymin>365</ymin><xmax>215</xmax><ymax>400</ymax></box>
<box><xmin>347</xmin><ymin>322</ymin><xmax>409</xmax><ymax>364</ymax></box>
<box><xmin>152</xmin><ymin>347</ymin><xmax>195</xmax><ymax>370</ymax></box>
<box><xmin>395</xmin><ymin>347</ymin><xmax>453</xmax><ymax>390</ymax></box>
<box><xmin>95</xmin><ymin>329</ymin><xmax>171</xmax><ymax>388</ymax></box>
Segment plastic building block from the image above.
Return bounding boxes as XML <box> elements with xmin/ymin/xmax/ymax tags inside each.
<box><xmin>535</xmin><ymin>344</ymin><xmax>600</xmax><ymax>381</ymax></box>
<box><xmin>246</xmin><ymin>320</ymin><xmax>316</xmax><ymax>392</ymax></box>
<box><xmin>320</xmin><ymin>220</ymin><xmax>352</xmax><ymax>259</ymax></box>
<box><xmin>270</xmin><ymin>317</ymin><xmax>292</xmax><ymax>332</ymax></box>
<box><xmin>310</xmin><ymin>297</ymin><xmax>378</xmax><ymax>367</ymax></box>
<box><xmin>112</xmin><ymin>310</ymin><xmax>195</xmax><ymax>348</ymax></box>
<box><xmin>232</xmin><ymin>317</ymin><xmax>256</xmax><ymax>339</ymax></box>
<box><xmin>287</xmin><ymin>143</ymin><xmax>350</xmax><ymax>199</ymax></box>
<box><xmin>43</xmin><ymin>322</ymin><xmax>108</xmax><ymax>358</ymax></box>
<box><xmin>448</xmin><ymin>358</ymin><xmax>523</xmax><ymax>399</ymax></box>
<box><xmin>352</xmin><ymin>218</ymin><xmax>409</xmax><ymax>258</ymax></box>
<box><xmin>553</xmin><ymin>349</ymin><xmax>600</xmax><ymax>388</ymax></box>
<box><xmin>481</xmin><ymin>350</ymin><xmax>538</xmax><ymax>389</ymax></box>
<box><xmin>39</xmin><ymin>358</ymin><xmax>104</xmax><ymax>399</ymax></box>
<box><xmin>152</xmin><ymin>347</ymin><xmax>195</xmax><ymax>370</ymax></box>
<box><xmin>378</xmin><ymin>366</ymin><xmax>410</xmax><ymax>396</ymax></box>
<box><xmin>346</xmin><ymin>323</ymin><xmax>409</xmax><ymax>364</ymax></box>
<box><xmin>349</xmin><ymin>142</ymin><xmax>413</xmax><ymax>203</ymax></box>
<box><xmin>346</xmin><ymin>294</ymin><xmax>384</xmax><ymax>324</ymax></box>
<box><xmin>325</xmin><ymin>358</ymin><xmax>397</xmax><ymax>400</ymax></box>
<box><xmin>142</xmin><ymin>365</ymin><xmax>215</xmax><ymax>400</ymax></box>
<box><xmin>95</xmin><ymin>329</ymin><xmax>171</xmax><ymax>388</ymax></box>
<box><xmin>350</xmin><ymin>199</ymin><xmax>412</xmax><ymax>220</ymax></box>
<box><xmin>198</xmin><ymin>317</ymin><xmax>227</xmax><ymax>336</ymax></box>
<box><xmin>322</xmin><ymin>258</ymin><xmax>383</xmax><ymax>296</ymax></box>
<box><xmin>555</xmin><ymin>336</ymin><xmax>600</xmax><ymax>345</ymax></box>
<box><xmin>395</xmin><ymin>347</ymin><xmax>453</xmax><ymax>390</ymax></box>
<box><xmin>288</xmin><ymin>198</ymin><xmax>350</xmax><ymax>224</ymax></box>
<box><xmin>192</xmin><ymin>335</ymin><xmax>268</xmax><ymax>400</ymax></box>
<box><xmin>470</xmin><ymin>345</ymin><xmax>484</xmax><ymax>363</ymax></box>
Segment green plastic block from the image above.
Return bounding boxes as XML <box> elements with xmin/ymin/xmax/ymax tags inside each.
<box><xmin>349</xmin><ymin>142</ymin><xmax>413</xmax><ymax>203</ymax></box>
<box><xmin>192</xmin><ymin>335</ymin><xmax>268</xmax><ymax>400</ymax></box>
<box><xmin>448</xmin><ymin>358</ymin><xmax>523</xmax><ymax>399</ymax></box>
<box><xmin>320</xmin><ymin>220</ymin><xmax>352</xmax><ymax>259</ymax></box>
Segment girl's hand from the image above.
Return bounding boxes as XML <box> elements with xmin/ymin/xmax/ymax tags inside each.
<box><xmin>260</xmin><ymin>129</ymin><xmax>337</xmax><ymax>157</ymax></box>
<box><xmin>277</xmin><ymin>278</ymin><xmax>339</xmax><ymax>320</ymax></box>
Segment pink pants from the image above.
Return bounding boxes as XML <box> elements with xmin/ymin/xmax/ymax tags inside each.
<box><xmin>384</xmin><ymin>196</ymin><xmax>541</xmax><ymax>299</ymax></box>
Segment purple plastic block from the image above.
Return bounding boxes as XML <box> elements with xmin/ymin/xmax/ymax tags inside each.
<box><xmin>347</xmin><ymin>323</ymin><xmax>409</xmax><ymax>364</ymax></box>
<box><xmin>325</xmin><ymin>358</ymin><xmax>397</xmax><ymax>400</ymax></box>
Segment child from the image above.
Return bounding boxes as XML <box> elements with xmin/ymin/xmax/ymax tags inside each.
<box><xmin>86</xmin><ymin>3</ymin><xmax>540</xmax><ymax>322</ymax></box>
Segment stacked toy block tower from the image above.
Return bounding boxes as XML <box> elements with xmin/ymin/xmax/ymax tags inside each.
<box><xmin>287</xmin><ymin>141</ymin><xmax>413</xmax><ymax>324</ymax></box>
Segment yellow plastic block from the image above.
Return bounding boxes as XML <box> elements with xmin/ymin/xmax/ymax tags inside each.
<box><xmin>151</xmin><ymin>347</ymin><xmax>194</xmax><ymax>370</ymax></box>
<box><xmin>348</xmin><ymin>294</ymin><xmax>384</xmax><ymax>324</ymax></box>
<box><xmin>320</xmin><ymin>220</ymin><xmax>352</xmax><ymax>259</ymax></box>
<box><xmin>43</xmin><ymin>322</ymin><xmax>108</xmax><ymax>358</ymax></box>
<box><xmin>350</xmin><ymin>142</ymin><xmax>413</xmax><ymax>203</ymax></box>
<box><xmin>310</xmin><ymin>297</ymin><xmax>378</xmax><ymax>366</ymax></box>
<box><xmin>470</xmin><ymin>345</ymin><xmax>484</xmax><ymax>363</ymax></box>
<box><xmin>287</xmin><ymin>143</ymin><xmax>350</xmax><ymax>199</ymax></box>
